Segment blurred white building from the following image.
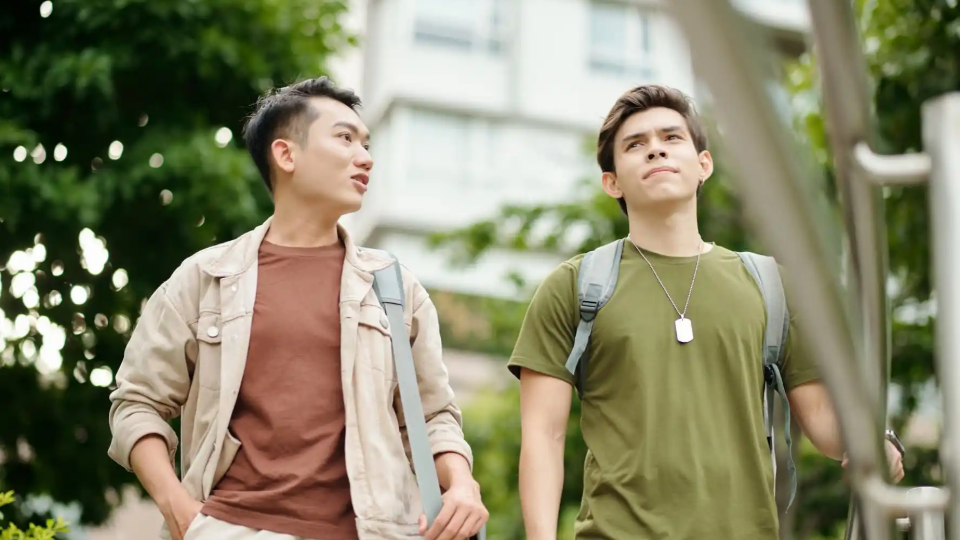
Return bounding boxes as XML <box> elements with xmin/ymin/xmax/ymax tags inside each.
<box><xmin>334</xmin><ymin>0</ymin><xmax>810</xmax><ymax>300</ymax></box>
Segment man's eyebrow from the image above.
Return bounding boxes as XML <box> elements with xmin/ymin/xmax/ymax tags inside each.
<box><xmin>332</xmin><ymin>120</ymin><xmax>370</xmax><ymax>141</ymax></box>
<box><xmin>621</xmin><ymin>130</ymin><xmax>649</xmax><ymax>143</ymax></box>
<box><xmin>621</xmin><ymin>125</ymin><xmax>686</xmax><ymax>143</ymax></box>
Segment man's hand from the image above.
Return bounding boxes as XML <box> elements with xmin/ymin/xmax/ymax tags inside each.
<box><xmin>841</xmin><ymin>440</ymin><xmax>905</xmax><ymax>483</ymax></box>
<box><xmin>159</xmin><ymin>490</ymin><xmax>203</xmax><ymax>540</ymax></box>
<box><xmin>882</xmin><ymin>439</ymin><xmax>906</xmax><ymax>483</ymax></box>
<box><xmin>418</xmin><ymin>478</ymin><xmax>488</xmax><ymax>540</ymax></box>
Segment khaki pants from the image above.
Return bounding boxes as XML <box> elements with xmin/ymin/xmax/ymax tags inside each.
<box><xmin>183</xmin><ymin>513</ymin><xmax>326</xmax><ymax>540</ymax></box>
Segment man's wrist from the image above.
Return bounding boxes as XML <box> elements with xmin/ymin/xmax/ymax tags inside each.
<box><xmin>434</xmin><ymin>451</ymin><xmax>475</xmax><ymax>489</ymax></box>
<box><xmin>154</xmin><ymin>481</ymin><xmax>191</xmax><ymax>513</ymax></box>
<box><xmin>445</xmin><ymin>463</ymin><xmax>476</xmax><ymax>487</ymax></box>
<box><xmin>839</xmin><ymin>430</ymin><xmax>905</xmax><ymax>463</ymax></box>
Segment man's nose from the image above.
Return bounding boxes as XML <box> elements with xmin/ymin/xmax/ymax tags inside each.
<box><xmin>646</xmin><ymin>148</ymin><xmax>668</xmax><ymax>161</ymax></box>
<box><xmin>355</xmin><ymin>147</ymin><xmax>373</xmax><ymax>171</ymax></box>
<box><xmin>646</xmin><ymin>137</ymin><xmax>668</xmax><ymax>161</ymax></box>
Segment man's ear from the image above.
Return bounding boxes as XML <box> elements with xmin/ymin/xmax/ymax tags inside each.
<box><xmin>601</xmin><ymin>171</ymin><xmax>623</xmax><ymax>199</ymax></box>
<box><xmin>698</xmin><ymin>150</ymin><xmax>714</xmax><ymax>183</ymax></box>
<box><xmin>270</xmin><ymin>139</ymin><xmax>296</xmax><ymax>174</ymax></box>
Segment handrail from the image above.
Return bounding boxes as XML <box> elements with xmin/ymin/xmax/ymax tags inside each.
<box><xmin>664</xmin><ymin>1</ymin><xmax>946</xmax><ymax>539</ymax></box>
<box><xmin>923</xmin><ymin>92</ymin><xmax>960</xmax><ymax>539</ymax></box>
<box><xmin>804</xmin><ymin>0</ymin><xmax>894</xmax><ymax>536</ymax></box>
<box><xmin>805</xmin><ymin>0</ymin><xmax>893</xmax><ymax>438</ymax></box>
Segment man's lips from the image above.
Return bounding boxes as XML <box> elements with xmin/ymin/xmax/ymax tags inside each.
<box><xmin>644</xmin><ymin>167</ymin><xmax>678</xmax><ymax>179</ymax></box>
<box><xmin>352</xmin><ymin>173</ymin><xmax>369</xmax><ymax>193</ymax></box>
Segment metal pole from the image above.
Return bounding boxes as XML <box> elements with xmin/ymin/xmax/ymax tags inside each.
<box><xmin>664</xmin><ymin>0</ymin><xmax>895</xmax><ymax>531</ymax></box>
<box><xmin>923</xmin><ymin>92</ymin><xmax>960</xmax><ymax>539</ymax></box>
<box><xmin>666</xmin><ymin>1</ymin><xmax>953</xmax><ymax>538</ymax></box>
<box><xmin>663</xmin><ymin>2</ymin><xmax>960</xmax><ymax>539</ymax></box>
<box><xmin>805</xmin><ymin>0</ymin><xmax>892</xmax><ymax>425</ymax></box>
<box><xmin>804</xmin><ymin>2</ymin><xmax>895</xmax><ymax>534</ymax></box>
<box><xmin>907</xmin><ymin>487</ymin><xmax>947</xmax><ymax>540</ymax></box>
<box><xmin>854</xmin><ymin>143</ymin><xmax>931</xmax><ymax>186</ymax></box>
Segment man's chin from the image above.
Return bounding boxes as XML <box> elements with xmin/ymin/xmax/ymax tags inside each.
<box><xmin>634</xmin><ymin>189</ymin><xmax>698</xmax><ymax>208</ymax></box>
<box><xmin>300</xmin><ymin>194</ymin><xmax>363</xmax><ymax>218</ymax></box>
<box><xmin>341</xmin><ymin>203</ymin><xmax>363</xmax><ymax>216</ymax></box>
<box><xmin>338</xmin><ymin>196</ymin><xmax>364</xmax><ymax>216</ymax></box>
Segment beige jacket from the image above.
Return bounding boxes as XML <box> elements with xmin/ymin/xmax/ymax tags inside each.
<box><xmin>107</xmin><ymin>217</ymin><xmax>473</xmax><ymax>540</ymax></box>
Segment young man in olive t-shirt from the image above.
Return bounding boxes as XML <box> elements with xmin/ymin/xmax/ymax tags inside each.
<box><xmin>508</xmin><ymin>85</ymin><xmax>905</xmax><ymax>540</ymax></box>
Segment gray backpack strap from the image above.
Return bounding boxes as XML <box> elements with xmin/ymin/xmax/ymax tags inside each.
<box><xmin>565</xmin><ymin>239</ymin><xmax>625</xmax><ymax>398</ymax></box>
<box><xmin>738</xmin><ymin>251</ymin><xmax>795</xmax><ymax>509</ymax></box>
<box><xmin>370</xmin><ymin>251</ymin><xmax>486</xmax><ymax>540</ymax></box>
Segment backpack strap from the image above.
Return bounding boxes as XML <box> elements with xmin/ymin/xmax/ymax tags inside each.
<box><xmin>738</xmin><ymin>251</ymin><xmax>795</xmax><ymax>509</ymax></box>
<box><xmin>565</xmin><ymin>239</ymin><xmax>626</xmax><ymax>399</ymax></box>
<box><xmin>369</xmin><ymin>250</ymin><xmax>486</xmax><ymax>540</ymax></box>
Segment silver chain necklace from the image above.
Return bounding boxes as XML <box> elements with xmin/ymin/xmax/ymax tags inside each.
<box><xmin>631</xmin><ymin>238</ymin><xmax>703</xmax><ymax>344</ymax></box>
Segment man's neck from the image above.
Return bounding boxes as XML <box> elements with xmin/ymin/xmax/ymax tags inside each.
<box><xmin>265</xmin><ymin>197</ymin><xmax>340</xmax><ymax>248</ymax></box>
<box><xmin>627</xmin><ymin>204</ymin><xmax>704</xmax><ymax>257</ymax></box>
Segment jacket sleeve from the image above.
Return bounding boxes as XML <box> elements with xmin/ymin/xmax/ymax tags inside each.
<box><xmin>394</xmin><ymin>270</ymin><xmax>474</xmax><ymax>470</ymax></box>
<box><xmin>107</xmin><ymin>280</ymin><xmax>196</xmax><ymax>472</ymax></box>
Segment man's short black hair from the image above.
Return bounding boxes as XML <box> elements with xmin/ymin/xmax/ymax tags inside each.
<box><xmin>242</xmin><ymin>76</ymin><xmax>362</xmax><ymax>192</ymax></box>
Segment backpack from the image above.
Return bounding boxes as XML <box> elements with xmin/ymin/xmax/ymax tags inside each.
<box><xmin>563</xmin><ymin>238</ymin><xmax>796</xmax><ymax>509</ymax></box>
<box><xmin>368</xmin><ymin>250</ymin><xmax>487</xmax><ymax>540</ymax></box>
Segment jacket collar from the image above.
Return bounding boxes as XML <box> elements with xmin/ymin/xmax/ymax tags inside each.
<box><xmin>199</xmin><ymin>215</ymin><xmax>396</xmax><ymax>278</ymax></box>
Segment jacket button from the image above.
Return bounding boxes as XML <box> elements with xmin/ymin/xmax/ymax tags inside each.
<box><xmin>207</xmin><ymin>326</ymin><xmax>220</xmax><ymax>338</ymax></box>
<box><xmin>380</xmin><ymin>314</ymin><xmax>388</xmax><ymax>328</ymax></box>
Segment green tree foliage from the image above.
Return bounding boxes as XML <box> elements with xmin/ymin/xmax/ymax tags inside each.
<box><xmin>0</xmin><ymin>0</ymin><xmax>354</xmax><ymax>527</ymax></box>
<box><xmin>445</xmin><ymin>0</ymin><xmax>960</xmax><ymax>537</ymax></box>
<box><xmin>0</xmin><ymin>491</ymin><xmax>69</xmax><ymax>540</ymax></box>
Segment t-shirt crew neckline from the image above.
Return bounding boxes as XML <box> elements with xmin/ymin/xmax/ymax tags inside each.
<box><xmin>259</xmin><ymin>239</ymin><xmax>344</xmax><ymax>257</ymax></box>
<box><xmin>626</xmin><ymin>241</ymin><xmax>721</xmax><ymax>266</ymax></box>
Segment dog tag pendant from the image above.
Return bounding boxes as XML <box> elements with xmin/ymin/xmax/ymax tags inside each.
<box><xmin>675</xmin><ymin>317</ymin><xmax>693</xmax><ymax>343</ymax></box>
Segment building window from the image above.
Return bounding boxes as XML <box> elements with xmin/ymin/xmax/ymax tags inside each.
<box><xmin>409</xmin><ymin>109</ymin><xmax>470</xmax><ymax>175</ymax></box>
<box><xmin>413</xmin><ymin>0</ymin><xmax>505</xmax><ymax>53</ymax></box>
<box><xmin>588</xmin><ymin>1</ymin><xmax>655</xmax><ymax>79</ymax></box>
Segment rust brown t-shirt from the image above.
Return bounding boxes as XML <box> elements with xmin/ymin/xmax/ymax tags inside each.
<box><xmin>202</xmin><ymin>239</ymin><xmax>357</xmax><ymax>540</ymax></box>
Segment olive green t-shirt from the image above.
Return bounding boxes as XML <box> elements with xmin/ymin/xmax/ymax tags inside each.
<box><xmin>507</xmin><ymin>243</ymin><xmax>819</xmax><ymax>540</ymax></box>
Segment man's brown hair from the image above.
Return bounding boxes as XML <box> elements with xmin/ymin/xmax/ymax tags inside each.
<box><xmin>596</xmin><ymin>85</ymin><xmax>708</xmax><ymax>214</ymax></box>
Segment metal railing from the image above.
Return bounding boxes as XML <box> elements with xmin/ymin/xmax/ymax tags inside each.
<box><xmin>664</xmin><ymin>0</ymin><xmax>960</xmax><ymax>538</ymax></box>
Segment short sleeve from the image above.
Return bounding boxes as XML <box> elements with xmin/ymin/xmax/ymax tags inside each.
<box><xmin>506</xmin><ymin>259</ymin><xmax>582</xmax><ymax>385</ymax></box>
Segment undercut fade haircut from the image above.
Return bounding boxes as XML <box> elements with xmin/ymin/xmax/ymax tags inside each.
<box><xmin>242</xmin><ymin>76</ymin><xmax>362</xmax><ymax>192</ymax></box>
<box><xmin>596</xmin><ymin>85</ymin><xmax>708</xmax><ymax>215</ymax></box>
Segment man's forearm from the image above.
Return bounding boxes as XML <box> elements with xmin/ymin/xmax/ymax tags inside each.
<box><xmin>810</xmin><ymin>423</ymin><xmax>845</xmax><ymax>461</ymax></box>
<box><xmin>129</xmin><ymin>434</ymin><xmax>188</xmax><ymax>509</ymax></box>
<box><xmin>519</xmin><ymin>434</ymin><xmax>565</xmax><ymax>540</ymax></box>
<box><xmin>789</xmin><ymin>383</ymin><xmax>845</xmax><ymax>460</ymax></box>
<box><xmin>435</xmin><ymin>451</ymin><xmax>474</xmax><ymax>490</ymax></box>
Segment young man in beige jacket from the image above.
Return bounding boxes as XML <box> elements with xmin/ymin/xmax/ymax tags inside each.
<box><xmin>107</xmin><ymin>77</ymin><xmax>488</xmax><ymax>540</ymax></box>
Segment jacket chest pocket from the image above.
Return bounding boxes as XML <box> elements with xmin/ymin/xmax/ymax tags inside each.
<box><xmin>196</xmin><ymin>313</ymin><xmax>223</xmax><ymax>389</ymax></box>
<box><xmin>356</xmin><ymin>303</ymin><xmax>398</xmax><ymax>381</ymax></box>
